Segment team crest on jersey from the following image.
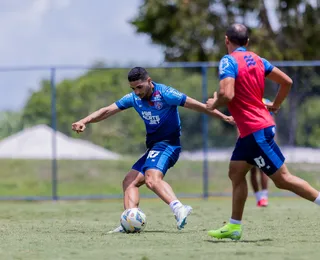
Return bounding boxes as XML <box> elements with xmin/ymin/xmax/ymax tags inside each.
<box><xmin>152</xmin><ymin>90</ymin><xmax>162</xmax><ymax>101</ymax></box>
<box><xmin>151</xmin><ymin>90</ymin><xmax>163</xmax><ymax>110</ymax></box>
<box><xmin>154</xmin><ymin>101</ymin><xmax>163</xmax><ymax>110</ymax></box>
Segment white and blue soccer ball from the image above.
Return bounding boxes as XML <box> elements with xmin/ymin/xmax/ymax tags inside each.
<box><xmin>120</xmin><ymin>208</ymin><xmax>147</xmax><ymax>233</ymax></box>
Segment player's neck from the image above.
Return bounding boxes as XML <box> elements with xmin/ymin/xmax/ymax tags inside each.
<box><xmin>144</xmin><ymin>82</ymin><xmax>155</xmax><ymax>100</ymax></box>
<box><xmin>228</xmin><ymin>44</ymin><xmax>242</xmax><ymax>54</ymax></box>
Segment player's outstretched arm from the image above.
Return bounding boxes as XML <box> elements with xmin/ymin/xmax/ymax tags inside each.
<box><xmin>207</xmin><ymin>78</ymin><xmax>235</xmax><ymax>111</ymax></box>
<box><xmin>266</xmin><ymin>67</ymin><xmax>293</xmax><ymax>113</ymax></box>
<box><xmin>183</xmin><ymin>96</ymin><xmax>235</xmax><ymax>125</ymax></box>
<box><xmin>71</xmin><ymin>103</ymin><xmax>121</xmax><ymax>133</ymax></box>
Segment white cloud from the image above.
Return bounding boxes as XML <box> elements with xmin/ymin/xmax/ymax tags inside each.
<box><xmin>0</xmin><ymin>0</ymin><xmax>163</xmax><ymax>110</ymax></box>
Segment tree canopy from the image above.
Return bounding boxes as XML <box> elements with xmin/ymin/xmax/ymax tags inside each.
<box><xmin>131</xmin><ymin>0</ymin><xmax>319</xmax><ymax>61</ymax></box>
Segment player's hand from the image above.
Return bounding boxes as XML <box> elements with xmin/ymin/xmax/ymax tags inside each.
<box><xmin>206</xmin><ymin>98</ymin><xmax>214</xmax><ymax>110</ymax></box>
<box><xmin>72</xmin><ymin>121</ymin><xmax>86</xmax><ymax>133</ymax></box>
<box><xmin>206</xmin><ymin>92</ymin><xmax>218</xmax><ymax>110</ymax></box>
<box><xmin>265</xmin><ymin>102</ymin><xmax>280</xmax><ymax>114</ymax></box>
<box><xmin>224</xmin><ymin>116</ymin><xmax>236</xmax><ymax>125</ymax></box>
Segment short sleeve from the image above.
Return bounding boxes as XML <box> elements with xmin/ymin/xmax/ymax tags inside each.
<box><xmin>219</xmin><ymin>55</ymin><xmax>238</xmax><ymax>80</ymax></box>
<box><xmin>115</xmin><ymin>93</ymin><xmax>134</xmax><ymax>110</ymax></box>
<box><xmin>162</xmin><ymin>87</ymin><xmax>187</xmax><ymax>106</ymax></box>
<box><xmin>261</xmin><ymin>58</ymin><xmax>274</xmax><ymax>76</ymax></box>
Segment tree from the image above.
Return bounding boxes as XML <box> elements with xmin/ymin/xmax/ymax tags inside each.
<box><xmin>296</xmin><ymin>96</ymin><xmax>320</xmax><ymax>147</ymax></box>
<box><xmin>21</xmin><ymin>66</ymin><xmax>236</xmax><ymax>153</ymax></box>
<box><xmin>131</xmin><ymin>0</ymin><xmax>320</xmax><ymax>146</ymax></box>
<box><xmin>131</xmin><ymin>0</ymin><xmax>319</xmax><ymax>61</ymax></box>
<box><xmin>0</xmin><ymin>111</ymin><xmax>23</xmax><ymax>140</ymax></box>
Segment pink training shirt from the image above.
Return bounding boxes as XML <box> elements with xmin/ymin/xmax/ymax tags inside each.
<box><xmin>218</xmin><ymin>47</ymin><xmax>275</xmax><ymax>137</ymax></box>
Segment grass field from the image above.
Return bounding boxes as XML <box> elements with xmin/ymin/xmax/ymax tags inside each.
<box><xmin>0</xmin><ymin>198</ymin><xmax>319</xmax><ymax>260</ymax></box>
<box><xmin>0</xmin><ymin>159</ymin><xmax>320</xmax><ymax>196</ymax></box>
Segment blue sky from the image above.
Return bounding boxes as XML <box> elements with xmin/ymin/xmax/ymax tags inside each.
<box><xmin>3</xmin><ymin>0</ymin><xmax>314</xmax><ymax>111</ymax></box>
<box><xmin>0</xmin><ymin>0</ymin><xmax>163</xmax><ymax>111</ymax></box>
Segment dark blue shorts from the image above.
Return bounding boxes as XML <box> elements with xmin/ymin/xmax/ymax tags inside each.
<box><xmin>132</xmin><ymin>141</ymin><xmax>181</xmax><ymax>175</ymax></box>
<box><xmin>231</xmin><ymin>126</ymin><xmax>285</xmax><ymax>175</ymax></box>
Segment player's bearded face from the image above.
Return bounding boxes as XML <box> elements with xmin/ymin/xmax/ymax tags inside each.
<box><xmin>130</xmin><ymin>78</ymin><xmax>153</xmax><ymax>99</ymax></box>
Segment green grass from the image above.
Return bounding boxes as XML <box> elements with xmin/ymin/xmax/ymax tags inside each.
<box><xmin>0</xmin><ymin>198</ymin><xmax>319</xmax><ymax>260</ymax></box>
<box><xmin>0</xmin><ymin>159</ymin><xmax>320</xmax><ymax>196</ymax></box>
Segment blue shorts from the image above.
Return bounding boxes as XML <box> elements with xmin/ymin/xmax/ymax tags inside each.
<box><xmin>231</xmin><ymin>126</ymin><xmax>285</xmax><ymax>175</ymax></box>
<box><xmin>132</xmin><ymin>141</ymin><xmax>181</xmax><ymax>175</ymax></box>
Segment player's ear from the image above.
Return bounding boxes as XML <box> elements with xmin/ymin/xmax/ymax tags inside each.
<box><xmin>225</xmin><ymin>35</ymin><xmax>229</xmax><ymax>45</ymax></box>
<box><xmin>245</xmin><ymin>38</ymin><xmax>249</xmax><ymax>47</ymax></box>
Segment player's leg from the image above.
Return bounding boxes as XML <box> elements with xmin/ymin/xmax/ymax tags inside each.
<box><xmin>123</xmin><ymin>169</ymin><xmax>145</xmax><ymax>209</ymax></box>
<box><xmin>108</xmin><ymin>153</ymin><xmax>147</xmax><ymax>234</ymax></box>
<box><xmin>269</xmin><ymin>164</ymin><xmax>319</xmax><ymax>202</ymax></box>
<box><xmin>208</xmin><ymin>160</ymin><xmax>251</xmax><ymax>240</ymax></box>
<box><xmin>142</xmin><ymin>142</ymin><xmax>192</xmax><ymax>230</ymax></box>
<box><xmin>250</xmin><ymin>167</ymin><xmax>260</xmax><ymax>193</ymax></box>
<box><xmin>229</xmin><ymin>161</ymin><xmax>253</xmax><ymax>221</ymax></box>
<box><xmin>144</xmin><ymin>168</ymin><xmax>192</xmax><ymax>230</ymax></box>
<box><xmin>253</xmin><ymin>126</ymin><xmax>320</xmax><ymax>204</ymax></box>
<box><xmin>259</xmin><ymin>169</ymin><xmax>269</xmax><ymax>206</ymax></box>
<box><xmin>145</xmin><ymin>168</ymin><xmax>177</xmax><ymax>204</ymax></box>
<box><xmin>208</xmin><ymin>136</ymin><xmax>252</xmax><ymax>240</ymax></box>
<box><xmin>250</xmin><ymin>166</ymin><xmax>262</xmax><ymax>205</ymax></box>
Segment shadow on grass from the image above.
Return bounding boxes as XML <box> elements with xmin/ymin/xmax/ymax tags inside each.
<box><xmin>205</xmin><ymin>238</ymin><xmax>273</xmax><ymax>243</ymax></box>
<box><xmin>143</xmin><ymin>230</ymin><xmax>196</xmax><ymax>234</ymax></box>
<box><xmin>103</xmin><ymin>230</ymin><xmax>197</xmax><ymax>235</ymax></box>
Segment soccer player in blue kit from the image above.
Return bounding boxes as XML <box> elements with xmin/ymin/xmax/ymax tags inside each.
<box><xmin>72</xmin><ymin>67</ymin><xmax>234</xmax><ymax>233</ymax></box>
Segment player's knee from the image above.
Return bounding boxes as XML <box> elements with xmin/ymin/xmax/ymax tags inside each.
<box><xmin>145</xmin><ymin>170</ymin><xmax>163</xmax><ymax>190</ymax></box>
<box><xmin>272</xmin><ymin>171</ymin><xmax>292</xmax><ymax>190</ymax></box>
<box><xmin>122</xmin><ymin>175</ymin><xmax>138</xmax><ymax>190</ymax></box>
<box><xmin>145</xmin><ymin>178</ymin><xmax>157</xmax><ymax>190</ymax></box>
<box><xmin>228</xmin><ymin>170</ymin><xmax>238</xmax><ymax>181</ymax></box>
<box><xmin>122</xmin><ymin>176</ymin><xmax>131</xmax><ymax>190</ymax></box>
<box><xmin>145</xmin><ymin>175</ymin><xmax>162</xmax><ymax>191</ymax></box>
<box><xmin>273</xmin><ymin>178</ymin><xmax>287</xmax><ymax>189</ymax></box>
<box><xmin>250</xmin><ymin>167</ymin><xmax>258</xmax><ymax>175</ymax></box>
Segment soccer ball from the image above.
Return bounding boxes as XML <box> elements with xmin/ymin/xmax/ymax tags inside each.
<box><xmin>120</xmin><ymin>208</ymin><xmax>147</xmax><ymax>233</ymax></box>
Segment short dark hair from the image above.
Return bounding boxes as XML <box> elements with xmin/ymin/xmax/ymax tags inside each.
<box><xmin>128</xmin><ymin>67</ymin><xmax>149</xmax><ymax>82</ymax></box>
<box><xmin>226</xmin><ymin>23</ymin><xmax>249</xmax><ymax>46</ymax></box>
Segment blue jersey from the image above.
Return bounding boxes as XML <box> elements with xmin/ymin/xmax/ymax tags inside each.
<box><xmin>115</xmin><ymin>82</ymin><xmax>187</xmax><ymax>148</ymax></box>
<box><xmin>219</xmin><ymin>47</ymin><xmax>274</xmax><ymax>80</ymax></box>
<box><xmin>217</xmin><ymin>47</ymin><xmax>275</xmax><ymax>137</ymax></box>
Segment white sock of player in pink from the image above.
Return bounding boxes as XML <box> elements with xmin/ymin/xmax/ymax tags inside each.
<box><xmin>261</xmin><ymin>189</ymin><xmax>268</xmax><ymax>199</ymax></box>
<box><xmin>255</xmin><ymin>191</ymin><xmax>262</xmax><ymax>202</ymax></box>
<box><xmin>230</xmin><ymin>218</ymin><xmax>241</xmax><ymax>225</ymax></box>
<box><xmin>314</xmin><ymin>192</ymin><xmax>320</xmax><ymax>205</ymax></box>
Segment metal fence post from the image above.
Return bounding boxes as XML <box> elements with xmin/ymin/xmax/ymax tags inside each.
<box><xmin>201</xmin><ymin>66</ymin><xmax>209</xmax><ymax>199</ymax></box>
<box><xmin>50</xmin><ymin>68</ymin><xmax>58</xmax><ymax>201</ymax></box>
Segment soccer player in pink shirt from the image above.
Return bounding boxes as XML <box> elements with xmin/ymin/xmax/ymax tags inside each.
<box><xmin>237</xmin><ymin>98</ymin><xmax>274</xmax><ymax>207</ymax></box>
<box><xmin>206</xmin><ymin>23</ymin><xmax>320</xmax><ymax>240</ymax></box>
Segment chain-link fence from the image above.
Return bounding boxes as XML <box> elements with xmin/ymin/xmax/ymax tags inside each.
<box><xmin>1</xmin><ymin>61</ymin><xmax>319</xmax><ymax>200</ymax></box>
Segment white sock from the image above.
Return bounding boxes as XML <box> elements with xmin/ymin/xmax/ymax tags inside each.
<box><xmin>314</xmin><ymin>192</ymin><xmax>320</xmax><ymax>206</ymax></box>
<box><xmin>229</xmin><ymin>218</ymin><xmax>241</xmax><ymax>225</ymax></box>
<box><xmin>255</xmin><ymin>191</ymin><xmax>262</xmax><ymax>202</ymax></box>
<box><xmin>261</xmin><ymin>189</ymin><xmax>268</xmax><ymax>199</ymax></box>
<box><xmin>169</xmin><ymin>200</ymin><xmax>183</xmax><ymax>214</ymax></box>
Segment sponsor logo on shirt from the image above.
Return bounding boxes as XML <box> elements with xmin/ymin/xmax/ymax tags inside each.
<box><xmin>142</xmin><ymin>111</ymin><xmax>160</xmax><ymax>125</ymax></box>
